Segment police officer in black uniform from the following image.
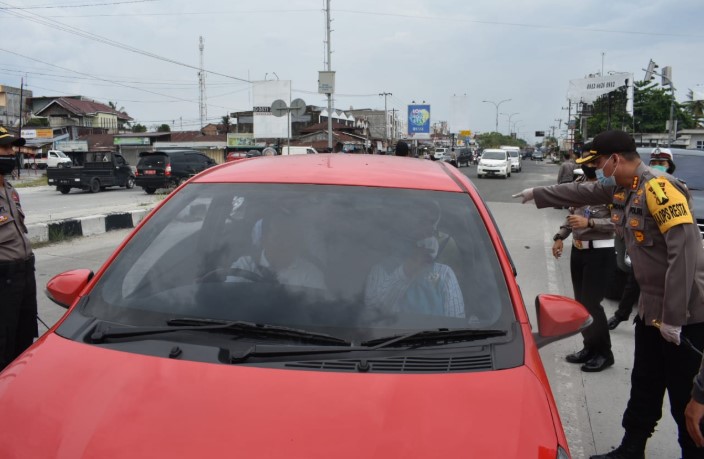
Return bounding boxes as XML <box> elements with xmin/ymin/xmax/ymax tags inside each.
<box><xmin>0</xmin><ymin>127</ymin><xmax>37</xmax><ymax>371</ymax></box>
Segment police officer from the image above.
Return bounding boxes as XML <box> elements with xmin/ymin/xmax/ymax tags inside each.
<box><xmin>608</xmin><ymin>148</ymin><xmax>678</xmax><ymax>329</ymax></box>
<box><xmin>514</xmin><ymin>130</ymin><xmax>704</xmax><ymax>459</ymax></box>
<box><xmin>0</xmin><ymin>127</ymin><xmax>37</xmax><ymax>371</ymax></box>
<box><xmin>552</xmin><ymin>144</ymin><xmax>616</xmax><ymax>372</ymax></box>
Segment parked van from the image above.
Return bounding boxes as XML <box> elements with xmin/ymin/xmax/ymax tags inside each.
<box><xmin>28</xmin><ymin>150</ymin><xmax>72</xmax><ymax>169</ymax></box>
<box><xmin>281</xmin><ymin>146</ymin><xmax>318</xmax><ymax>155</ymax></box>
<box><xmin>500</xmin><ymin>146</ymin><xmax>522</xmax><ymax>172</ymax></box>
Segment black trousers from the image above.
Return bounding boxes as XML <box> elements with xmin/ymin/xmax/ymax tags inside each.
<box><xmin>570</xmin><ymin>246</ymin><xmax>613</xmax><ymax>355</ymax></box>
<box><xmin>0</xmin><ymin>256</ymin><xmax>38</xmax><ymax>371</ymax></box>
<box><xmin>614</xmin><ymin>269</ymin><xmax>641</xmax><ymax>321</ymax></box>
<box><xmin>622</xmin><ymin>318</ymin><xmax>704</xmax><ymax>458</ymax></box>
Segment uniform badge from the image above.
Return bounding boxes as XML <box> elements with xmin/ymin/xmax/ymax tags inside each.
<box><xmin>637</xmin><ymin>189</ymin><xmax>644</xmax><ymax>196</ymax></box>
<box><xmin>631</xmin><ymin>176</ymin><xmax>640</xmax><ymax>190</ymax></box>
<box><xmin>633</xmin><ymin>231</ymin><xmax>645</xmax><ymax>243</ymax></box>
<box><xmin>611</xmin><ymin>214</ymin><xmax>621</xmax><ymax>223</ymax></box>
<box><xmin>613</xmin><ymin>191</ymin><xmax>626</xmax><ymax>202</ymax></box>
<box><xmin>574</xmin><ymin>240</ymin><xmax>583</xmax><ymax>249</ymax></box>
<box><xmin>0</xmin><ymin>215</ymin><xmax>7</xmax><ymax>224</ymax></box>
<box><xmin>10</xmin><ymin>191</ymin><xmax>20</xmax><ymax>204</ymax></box>
<box><xmin>633</xmin><ymin>196</ymin><xmax>642</xmax><ymax>206</ymax></box>
<box><xmin>629</xmin><ymin>218</ymin><xmax>640</xmax><ymax>227</ymax></box>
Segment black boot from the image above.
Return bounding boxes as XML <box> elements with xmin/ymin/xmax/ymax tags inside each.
<box><xmin>607</xmin><ymin>315</ymin><xmax>626</xmax><ymax>330</ymax></box>
<box><xmin>590</xmin><ymin>435</ymin><xmax>646</xmax><ymax>459</ymax></box>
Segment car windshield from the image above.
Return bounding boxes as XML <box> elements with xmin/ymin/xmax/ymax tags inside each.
<box><xmin>670</xmin><ymin>155</ymin><xmax>704</xmax><ymax>190</ymax></box>
<box><xmin>57</xmin><ymin>151</ymin><xmax>69</xmax><ymax>158</ymax></box>
<box><xmin>508</xmin><ymin>151</ymin><xmax>518</xmax><ymax>157</ymax></box>
<box><xmin>84</xmin><ymin>183</ymin><xmax>514</xmax><ymax>343</ymax></box>
<box><xmin>482</xmin><ymin>152</ymin><xmax>505</xmax><ymax>160</ymax></box>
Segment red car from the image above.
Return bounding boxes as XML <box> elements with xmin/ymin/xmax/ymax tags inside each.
<box><xmin>0</xmin><ymin>155</ymin><xmax>588</xmax><ymax>458</ymax></box>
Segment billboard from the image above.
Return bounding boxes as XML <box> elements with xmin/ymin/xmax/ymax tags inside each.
<box><xmin>567</xmin><ymin>72</ymin><xmax>634</xmax><ymax>115</ymax></box>
<box><xmin>55</xmin><ymin>140</ymin><xmax>88</xmax><ymax>152</ymax></box>
<box><xmin>253</xmin><ymin>80</ymin><xmax>291</xmax><ymax>139</ymax></box>
<box><xmin>407</xmin><ymin>104</ymin><xmax>430</xmax><ymax>138</ymax></box>
<box><xmin>449</xmin><ymin>95</ymin><xmax>470</xmax><ymax>134</ymax></box>
<box><xmin>114</xmin><ymin>137</ymin><xmax>150</xmax><ymax>146</ymax></box>
<box><xmin>21</xmin><ymin>128</ymin><xmax>53</xmax><ymax>139</ymax></box>
<box><xmin>226</xmin><ymin>133</ymin><xmax>255</xmax><ymax>147</ymax></box>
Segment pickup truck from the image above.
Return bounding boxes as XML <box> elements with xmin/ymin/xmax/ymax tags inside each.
<box><xmin>47</xmin><ymin>151</ymin><xmax>135</xmax><ymax>194</ymax></box>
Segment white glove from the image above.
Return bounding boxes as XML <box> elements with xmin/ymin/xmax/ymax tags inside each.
<box><xmin>660</xmin><ymin>322</ymin><xmax>681</xmax><ymax>345</ymax></box>
<box><xmin>512</xmin><ymin>188</ymin><xmax>534</xmax><ymax>204</ymax></box>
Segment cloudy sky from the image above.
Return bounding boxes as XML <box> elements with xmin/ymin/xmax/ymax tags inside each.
<box><xmin>1</xmin><ymin>0</ymin><xmax>702</xmax><ymax>142</ymax></box>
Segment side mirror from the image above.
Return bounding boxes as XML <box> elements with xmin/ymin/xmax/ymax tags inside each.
<box><xmin>45</xmin><ymin>269</ymin><xmax>94</xmax><ymax>309</ymax></box>
<box><xmin>532</xmin><ymin>294</ymin><xmax>592</xmax><ymax>348</ymax></box>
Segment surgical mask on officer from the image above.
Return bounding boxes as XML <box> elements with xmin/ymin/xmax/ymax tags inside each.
<box><xmin>651</xmin><ymin>165</ymin><xmax>667</xmax><ymax>172</ymax></box>
<box><xmin>0</xmin><ymin>157</ymin><xmax>16</xmax><ymax>176</ymax></box>
<box><xmin>581</xmin><ymin>164</ymin><xmax>597</xmax><ymax>180</ymax></box>
<box><xmin>595</xmin><ymin>154</ymin><xmax>618</xmax><ymax>186</ymax></box>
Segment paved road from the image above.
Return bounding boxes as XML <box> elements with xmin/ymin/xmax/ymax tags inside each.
<box><xmin>30</xmin><ymin>157</ymin><xmax>679</xmax><ymax>458</ymax></box>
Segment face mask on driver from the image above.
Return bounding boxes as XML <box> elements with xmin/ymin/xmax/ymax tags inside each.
<box><xmin>651</xmin><ymin>165</ymin><xmax>667</xmax><ymax>172</ymax></box>
<box><xmin>416</xmin><ymin>236</ymin><xmax>440</xmax><ymax>260</ymax></box>
<box><xmin>0</xmin><ymin>157</ymin><xmax>16</xmax><ymax>175</ymax></box>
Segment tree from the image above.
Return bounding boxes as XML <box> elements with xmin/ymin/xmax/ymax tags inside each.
<box><xmin>24</xmin><ymin>117</ymin><xmax>49</xmax><ymax>127</ymax></box>
<box><xmin>684</xmin><ymin>89</ymin><xmax>704</xmax><ymax>128</ymax></box>
<box><xmin>584</xmin><ymin>86</ymin><xmax>633</xmax><ymax>137</ymax></box>
<box><xmin>221</xmin><ymin>115</ymin><xmax>231</xmax><ymax>134</ymax></box>
<box><xmin>108</xmin><ymin>101</ymin><xmax>125</xmax><ymax>112</ymax></box>
<box><xmin>131</xmin><ymin>123</ymin><xmax>147</xmax><ymax>133</ymax></box>
<box><xmin>474</xmin><ymin>132</ymin><xmax>526</xmax><ymax>148</ymax></box>
<box><xmin>157</xmin><ymin>124</ymin><xmax>171</xmax><ymax>132</ymax></box>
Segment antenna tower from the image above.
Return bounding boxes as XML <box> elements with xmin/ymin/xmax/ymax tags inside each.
<box><xmin>198</xmin><ymin>36</ymin><xmax>208</xmax><ymax>130</ymax></box>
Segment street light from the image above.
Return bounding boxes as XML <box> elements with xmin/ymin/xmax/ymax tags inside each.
<box><xmin>501</xmin><ymin>112</ymin><xmax>519</xmax><ymax>134</ymax></box>
<box><xmin>482</xmin><ymin>99</ymin><xmax>512</xmax><ymax>133</ymax></box>
<box><xmin>512</xmin><ymin>120</ymin><xmax>524</xmax><ymax>137</ymax></box>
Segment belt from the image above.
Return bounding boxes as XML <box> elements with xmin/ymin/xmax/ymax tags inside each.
<box><xmin>0</xmin><ymin>254</ymin><xmax>35</xmax><ymax>275</ymax></box>
<box><xmin>573</xmin><ymin>239</ymin><xmax>615</xmax><ymax>250</ymax></box>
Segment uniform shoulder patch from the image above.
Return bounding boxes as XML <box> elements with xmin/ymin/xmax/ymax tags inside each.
<box><xmin>646</xmin><ymin>179</ymin><xmax>693</xmax><ymax>233</ymax></box>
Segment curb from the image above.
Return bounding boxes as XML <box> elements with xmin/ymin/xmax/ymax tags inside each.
<box><xmin>27</xmin><ymin>209</ymin><xmax>149</xmax><ymax>244</ymax></box>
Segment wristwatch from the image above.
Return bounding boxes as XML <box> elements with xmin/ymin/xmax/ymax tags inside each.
<box><xmin>553</xmin><ymin>234</ymin><xmax>563</xmax><ymax>242</ymax></box>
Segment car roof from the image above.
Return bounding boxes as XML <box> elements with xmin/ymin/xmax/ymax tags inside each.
<box><xmin>484</xmin><ymin>149</ymin><xmax>507</xmax><ymax>153</ymax></box>
<box><xmin>195</xmin><ymin>154</ymin><xmax>466</xmax><ymax>192</ymax></box>
<box><xmin>637</xmin><ymin>147</ymin><xmax>703</xmax><ymax>157</ymax></box>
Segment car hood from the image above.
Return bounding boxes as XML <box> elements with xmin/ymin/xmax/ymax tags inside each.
<box><xmin>481</xmin><ymin>159</ymin><xmax>507</xmax><ymax>165</ymax></box>
<box><xmin>0</xmin><ymin>334</ymin><xmax>561</xmax><ymax>458</ymax></box>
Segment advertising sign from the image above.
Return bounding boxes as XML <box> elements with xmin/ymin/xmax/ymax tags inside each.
<box><xmin>114</xmin><ymin>137</ymin><xmax>150</xmax><ymax>146</ymax></box>
<box><xmin>55</xmin><ymin>140</ymin><xmax>88</xmax><ymax>152</ymax></box>
<box><xmin>253</xmin><ymin>80</ymin><xmax>291</xmax><ymax>139</ymax></box>
<box><xmin>21</xmin><ymin>128</ymin><xmax>53</xmax><ymax>139</ymax></box>
<box><xmin>449</xmin><ymin>95</ymin><xmax>470</xmax><ymax>134</ymax></box>
<box><xmin>407</xmin><ymin>105</ymin><xmax>431</xmax><ymax>138</ymax></box>
<box><xmin>535</xmin><ymin>131</ymin><xmax>545</xmax><ymax>137</ymax></box>
<box><xmin>567</xmin><ymin>72</ymin><xmax>634</xmax><ymax>115</ymax></box>
<box><xmin>318</xmin><ymin>71</ymin><xmax>335</xmax><ymax>94</ymax></box>
<box><xmin>226</xmin><ymin>133</ymin><xmax>255</xmax><ymax>147</ymax></box>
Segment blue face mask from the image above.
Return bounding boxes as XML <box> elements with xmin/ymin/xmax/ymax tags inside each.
<box><xmin>652</xmin><ymin>165</ymin><xmax>667</xmax><ymax>172</ymax></box>
<box><xmin>595</xmin><ymin>155</ymin><xmax>617</xmax><ymax>186</ymax></box>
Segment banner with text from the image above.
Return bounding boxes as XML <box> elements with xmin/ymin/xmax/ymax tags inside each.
<box><xmin>407</xmin><ymin>104</ymin><xmax>431</xmax><ymax>139</ymax></box>
<box><xmin>253</xmin><ymin>80</ymin><xmax>291</xmax><ymax>139</ymax></box>
<box><xmin>567</xmin><ymin>72</ymin><xmax>634</xmax><ymax>115</ymax></box>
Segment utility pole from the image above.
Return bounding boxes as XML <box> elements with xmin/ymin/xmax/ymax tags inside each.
<box><xmin>198</xmin><ymin>36</ymin><xmax>207</xmax><ymax>131</ymax></box>
<box><xmin>391</xmin><ymin>108</ymin><xmax>397</xmax><ymax>144</ymax></box>
<box><xmin>379</xmin><ymin>92</ymin><xmax>392</xmax><ymax>150</ymax></box>
<box><xmin>325</xmin><ymin>0</ymin><xmax>333</xmax><ymax>150</ymax></box>
<box><xmin>16</xmin><ymin>77</ymin><xmax>24</xmax><ymax>178</ymax></box>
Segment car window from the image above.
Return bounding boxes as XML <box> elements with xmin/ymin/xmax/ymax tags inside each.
<box><xmin>87</xmin><ymin>184</ymin><xmax>514</xmax><ymax>343</ymax></box>
<box><xmin>139</xmin><ymin>155</ymin><xmax>167</xmax><ymax>167</ymax></box>
<box><xmin>482</xmin><ymin>152</ymin><xmax>506</xmax><ymax>160</ymax></box>
<box><xmin>508</xmin><ymin>151</ymin><xmax>518</xmax><ymax>158</ymax></box>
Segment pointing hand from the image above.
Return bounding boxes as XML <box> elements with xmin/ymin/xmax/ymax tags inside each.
<box><xmin>512</xmin><ymin>188</ymin><xmax>534</xmax><ymax>204</ymax></box>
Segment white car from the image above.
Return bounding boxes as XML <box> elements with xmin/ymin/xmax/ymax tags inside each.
<box><xmin>477</xmin><ymin>149</ymin><xmax>511</xmax><ymax>179</ymax></box>
<box><xmin>28</xmin><ymin>150</ymin><xmax>72</xmax><ymax>169</ymax></box>
<box><xmin>433</xmin><ymin>148</ymin><xmax>447</xmax><ymax>160</ymax></box>
<box><xmin>500</xmin><ymin>146</ymin><xmax>522</xmax><ymax>172</ymax></box>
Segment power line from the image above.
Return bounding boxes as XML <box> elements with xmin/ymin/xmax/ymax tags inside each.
<box><xmin>0</xmin><ymin>0</ymin><xmax>159</xmax><ymax>10</ymax></box>
<box><xmin>0</xmin><ymin>0</ymin><xmax>252</xmax><ymax>83</ymax></box>
<box><xmin>13</xmin><ymin>8</ymin><xmax>320</xmax><ymax>18</ymax></box>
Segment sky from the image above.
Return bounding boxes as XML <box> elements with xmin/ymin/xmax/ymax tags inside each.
<box><xmin>1</xmin><ymin>0</ymin><xmax>702</xmax><ymax>144</ymax></box>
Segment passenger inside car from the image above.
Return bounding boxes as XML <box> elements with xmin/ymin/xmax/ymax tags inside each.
<box><xmin>364</xmin><ymin>202</ymin><xmax>466</xmax><ymax>318</ymax></box>
<box><xmin>226</xmin><ymin>210</ymin><xmax>326</xmax><ymax>290</ymax></box>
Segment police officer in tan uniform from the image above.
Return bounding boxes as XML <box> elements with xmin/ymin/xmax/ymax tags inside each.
<box><xmin>552</xmin><ymin>144</ymin><xmax>616</xmax><ymax>372</ymax></box>
<box><xmin>0</xmin><ymin>127</ymin><xmax>37</xmax><ymax>371</ymax></box>
<box><xmin>514</xmin><ymin>130</ymin><xmax>704</xmax><ymax>459</ymax></box>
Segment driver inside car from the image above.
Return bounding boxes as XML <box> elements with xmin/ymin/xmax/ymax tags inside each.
<box><xmin>364</xmin><ymin>204</ymin><xmax>465</xmax><ymax>318</ymax></box>
<box><xmin>225</xmin><ymin>210</ymin><xmax>326</xmax><ymax>290</ymax></box>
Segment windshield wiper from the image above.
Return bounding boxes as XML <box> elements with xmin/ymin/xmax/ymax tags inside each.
<box><xmin>89</xmin><ymin>318</ymin><xmax>350</xmax><ymax>346</ymax></box>
<box><xmin>360</xmin><ymin>328</ymin><xmax>507</xmax><ymax>349</ymax></box>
